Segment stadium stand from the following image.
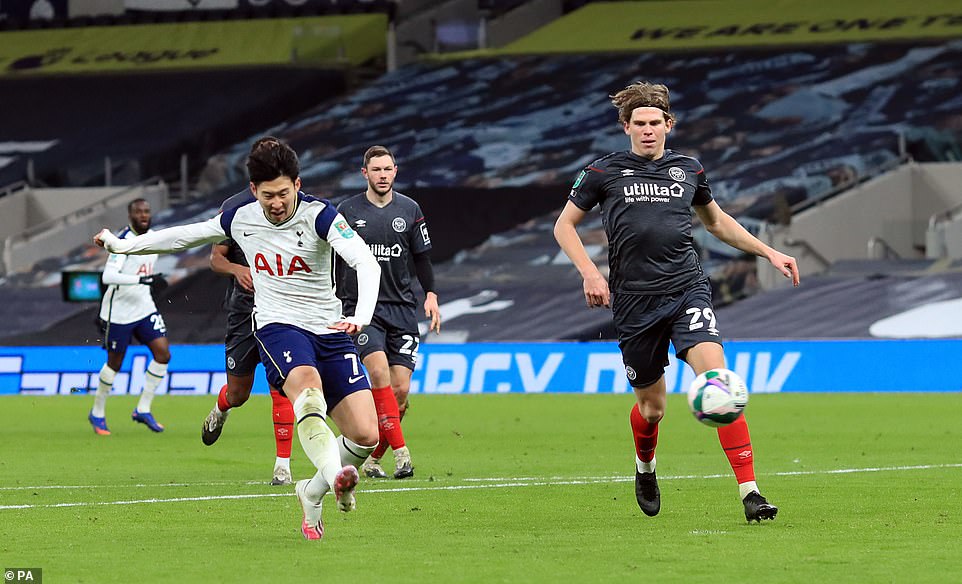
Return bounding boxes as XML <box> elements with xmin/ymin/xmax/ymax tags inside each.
<box><xmin>0</xmin><ymin>0</ymin><xmax>396</xmax><ymax>31</ymax></box>
<box><xmin>715</xmin><ymin>259</ymin><xmax>962</xmax><ymax>339</ymax></box>
<box><xmin>3</xmin><ymin>39</ymin><xmax>962</xmax><ymax>344</ymax></box>
<box><xmin>198</xmin><ymin>41</ymin><xmax>960</xmax><ymax>206</ymax></box>
<box><xmin>0</xmin><ymin>68</ymin><xmax>349</xmax><ymax>189</ymax></box>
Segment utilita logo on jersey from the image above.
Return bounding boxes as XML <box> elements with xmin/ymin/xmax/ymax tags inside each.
<box><xmin>253</xmin><ymin>253</ymin><xmax>312</xmax><ymax>276</ymax></box>
<box><xmin>369</xmin><ymin>243</ymin><xmax>403</xmax><ymax>261</ymax></box>
<box><xmin>623</xmin><ymin>182</ymin><xmax>684</xmax><ymax>203</ymax></box>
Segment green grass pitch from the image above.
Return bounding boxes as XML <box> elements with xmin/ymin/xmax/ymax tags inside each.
<box><xmin>1</xmin><ymin>393</ymin><xmax>960</xmax><ymax>583</ymax></box>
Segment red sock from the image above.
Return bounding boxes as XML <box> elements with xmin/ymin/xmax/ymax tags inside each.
<box><xmin>371</xmin><ymin>385</ymin><xmax>405</xmax><ymax>455</ymax></box>
<box><xmin>217</xmin><ymin>384</ymin><xmax>231</xmax><ymax>412</ymax></box>
<box><xmin>717</xmin><ymin>414</ymin><xmax>755</xmax><ymax>484</ymax></box>
<box><xmin>629</xmin><ymin>403</ymin><xmax>658</xmax><ymax>462</ymax></box>
<box><xmin>371</xmin><ymin>440</ymin><xmax>388</xmax><ymax>460</ymax></box>
<box><xmin>270</xmin><ymin>388</ymin><xmax>294</xmax><ymax>459</ymax></box>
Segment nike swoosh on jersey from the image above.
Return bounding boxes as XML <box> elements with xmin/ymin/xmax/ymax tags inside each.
<box><xmin>243</xmin><ymin>231</ymin><xmax>254</xmax><ymax>236</ymax></box>
<box><xmin>348</xmin><ymin>375</ymin><xmax>366</xmax><ymax>384</ymax></box>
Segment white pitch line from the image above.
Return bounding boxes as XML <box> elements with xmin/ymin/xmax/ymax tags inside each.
<box><xmin>1</xmin><ymin>463</ymin><xmax>960</xmax><ymax>511</ymax></box>
<box><xmin>0</xmin><ymin>478</ymin><xmax>443</xmax><ymax>492</ymax></box>
<box><xmin>464</xmin><ymin>463</ymin><xmax>962</xmax><ymax>482</ymax></box>
<box><xmin>0</xmin><ymin>481</ymin><xmax>247</xmax><ymax>491</ymax></box>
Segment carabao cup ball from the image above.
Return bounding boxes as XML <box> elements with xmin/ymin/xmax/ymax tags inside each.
<box><xmin>687</xmin><ymin>368</ymin><xmax>749</xmax><ymax>427</ymax></box>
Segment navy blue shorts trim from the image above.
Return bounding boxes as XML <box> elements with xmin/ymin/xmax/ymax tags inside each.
<box><xmin>103</xmin><ymin>312</ymin><xmax>167</xmax><ymax>354</ymax></box>
<box><xmin>254</xmin><ymin>323</ymin><xmax>370</xmax><ymax>412</ymax></box>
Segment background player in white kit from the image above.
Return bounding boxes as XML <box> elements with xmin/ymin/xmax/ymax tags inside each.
<box><xmin>93</xmin><ymin>138</ymin><xmax>381</xmax><ymax>540</ymax></box>
<box><xmin>88</xmin><ymin>198</ymin><xmax>170</xmax><ymax>435</ymax></box>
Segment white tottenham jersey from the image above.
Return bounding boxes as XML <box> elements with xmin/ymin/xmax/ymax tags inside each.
<box><xmin>99</xmin><ymin>226</ymin><xmax>159</xmax><ymax>324</ymax></box>
<box><xmin>100</xmin><ymin>193</ymin><xmax>380</xmax><ymax>336</ymax></box>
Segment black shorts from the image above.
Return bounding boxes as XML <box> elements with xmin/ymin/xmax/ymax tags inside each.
<box><xmin>612</xmin><ymin>279</ymin><xmax>722</xmax><ymax>388</ymax></box>
<box><xmin>352</xmin><ymin>303</ymin><xmax>420</xmax><ymax>370</ymax></box>
<box><xmin>224</xmin><ymin>311</ymin><xmax>259</xmax><ymax>377</ymax></box>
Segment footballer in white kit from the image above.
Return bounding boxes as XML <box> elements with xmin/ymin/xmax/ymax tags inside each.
<box><xmin>89</xmin><ymin>198</ymin><xmax>171</xmax><ymax>435</ymax></box>
<box><xmin>99</xmin><ymin>228</ymin><xmax>162</xmax><ymax>335</ymax></box>
<box><xmin>95</xmin><ymin>137</ymin><xmax>381</xmax><ymax>540</ymax></box>
<box><xmin>100</xmin><ymin>193</ymin><xmax>379</xmax><ymax>399</ymax></box>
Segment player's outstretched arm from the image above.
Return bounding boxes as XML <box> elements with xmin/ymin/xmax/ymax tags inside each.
<box><xmin>694</xmin><ymin>201</ymin><xmax>800</xmax><ymax>287</ymax></box>
<box><xmin>94</xmin><ymin>217</ymin><xmax>227</xmax><ymax>256</ymax></box>
<box><xmin>554</xmin><ymin>201</ymin><xmax>610</xmax><ymax>308</ymax></box>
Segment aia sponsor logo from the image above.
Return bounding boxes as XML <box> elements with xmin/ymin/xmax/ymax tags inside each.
<box><xmin>253</xmin><ymin>253</ymin><xmax>312</xmax><ymax>276</ymax></box>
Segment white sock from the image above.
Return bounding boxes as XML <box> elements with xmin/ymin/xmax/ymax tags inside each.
<box><xmin>738</xmin><ymin>481</ymin><xmax>759</xmax><ymax>500</ymax></box>
<box><xmin>137</xmin><ymin>360</ymin><xmax>167</xmax><ymax>413</ymax></box>
<box><xmin>91</xmin><ymin>364</ymin><xmax>116</xmax><ymax>418</ymax></box>
<box><xmin>293</xmin><ymin>388</ymin><xmax>340</xmax><ymax>502</ymax></box>
<box><xmin>636</xmin><ymin>455</ymin><xmax>656</xmax><ymax>475</ymax></box>
<box><xmin>338</xmin><ymin>435</ymin><xmax>377</xmax><ymax>468</ymax></box>
<box><xmin>275</xmin><ymin>456</ymin><xmax>290</xmax><ymax>470</ymax></box>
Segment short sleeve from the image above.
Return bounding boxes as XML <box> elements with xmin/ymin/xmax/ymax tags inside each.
<box><xmin>410</xmin><ymin>203</ymin><xmax>432</xmax><ymax>254</ymax></box>
<box><xmin>314</xmin><ymin>202</ymin><xmax>340</xmax><ymax>239</ymax></box>
<box><xmin>567</xmin><ymin>165</ymin><xmax>606</xmax><ymax>211</ymax></box>
<box><xmin>692</xmin><ymin>163</ymin><xmax>714</xmax><ymax>206</ymax></box>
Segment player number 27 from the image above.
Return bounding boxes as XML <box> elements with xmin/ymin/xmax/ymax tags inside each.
<box><xmin>685</xmin><ymin>307</ymin><xmax>716</xmax><ymax>332</ymax></box>
<box><xmin>399</xmin><ymin>334</ymin><xmax>419</xmax><ymax>358</ymax></box>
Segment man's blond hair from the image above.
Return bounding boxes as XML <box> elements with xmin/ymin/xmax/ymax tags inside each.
<box><xmin>610</xmin><ymin>82</ymin><xmax>674</xmax><ymax>125</ymax></box>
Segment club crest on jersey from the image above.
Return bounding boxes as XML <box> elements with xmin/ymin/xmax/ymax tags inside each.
<box><xmin>357</xmin><ymin>333</ymin><xmax>369</xmax><ymax>345</ymax></box>
<box><xmin>392</xmin><ymin>217</ymin><xmax>407</xmax><ymax>232</ymax></box>
<box><xmin>253</xmin><ymin>253</ymin><xmax>312</xmax><ymax>276</ymax></box>
<box><xmin>668</xmin><ymin>167</ymin><xmax>686</xmax><ymax>181</ymax></box>
<box><xmin>335</xmin><ymin>220</ymin><xmax>355</xmax><ymax>239</ymax></box>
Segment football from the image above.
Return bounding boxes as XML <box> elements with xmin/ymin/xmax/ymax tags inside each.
<box><xmin>687</xmin><ymin>368</ymin><xmax>749</xmax><ymax>427</ymax></box>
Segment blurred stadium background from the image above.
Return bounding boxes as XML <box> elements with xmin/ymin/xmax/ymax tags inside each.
<box><xmin>1</xmin><ymin>0</ymin><xmax>960</xmax><ymax>395</ymax></box>
<box><xmin>2</xmin><ymin>0</ymin><xmax>962</xmax><ymax>580</ymax></box>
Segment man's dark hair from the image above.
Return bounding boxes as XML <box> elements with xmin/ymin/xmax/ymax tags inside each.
<box><xmin>363</xmin><ymin>145</ymin><xmax>395</xmax><ymax>168</ymax></box>
<box><xmin>127</xmin><ymin>198</ymin><xmax>148</xmax><ymax>213</ymax></box>
<box><xmin>247</xmin><ymin>136</ymin><xmax>300</xmax><ymax>185</ymax></box>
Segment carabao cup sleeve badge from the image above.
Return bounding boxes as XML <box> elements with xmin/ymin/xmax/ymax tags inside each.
<box><xmin>335</xmin><ymin>220</ymin><xmax>355</xmax><ymax>238</ymax></box>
